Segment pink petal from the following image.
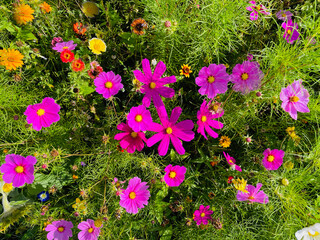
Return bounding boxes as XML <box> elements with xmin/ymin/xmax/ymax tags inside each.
<box><xmin>158</xmin><ymin>134</ymin><xmax>170</xmax><ymax>156</ymax></box>
<box><xmin>171</xmin><ymin>135</ymin><xmax>185</xmax><ymax>155</ymax></box>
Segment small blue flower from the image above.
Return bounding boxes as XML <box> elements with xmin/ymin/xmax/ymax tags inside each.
<box><xmin>81</xmin><ymin>161</ymin><xmax>86</xmax><ymax>166</ymax></box>
<box><xmin>37</xmin><ymin>191</ymin><xmax>50</xmax><ymax>202</ymax></box>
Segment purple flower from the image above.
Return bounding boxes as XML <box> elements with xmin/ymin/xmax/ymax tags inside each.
<box><xmin>280</xmin><ymin>80</ymin><xmax>309</xmax><ymax>120</ymax></box>
<box><xmin>164</xmin><ymin>164</ymin><xmax>186</xmax><ymax>187</ymax></box>
<box><xmin>276</xmin><ymin>10</ymin><xmax>293</xmax><ymax>21</ymax></box>
<box><xmin>230</xmin><ymin>61</ymin><xmax>264</xmax><ymax>95</ymax></box>
<box><xmin>133</xmin><ymin>59</ymin><xmax>176</xmax><ymax>107</ymax></box>
<box><xmin>127</xmin><ymin>105</ymin><xmax>153</xmax><ymax>132</ymax></box>
<box><xmin>195</xmin><ymin>64</ymin><xmax>229</xmax><ymax>98</ymax></box>
<box><xmin>0</xmin><ymin>154</ymin><xmax>37</xmax><ymax>187</ymax></box>
<box><xmin>78</xmin><ymin>219</ymin><xmax>102</xmax><ymax>240</ymax></box>
<box><xmin>147</xmin><ymin>106</ymin><xmax>194</xmax><ymax>156</ymax></box>
<box><xmin>52</xmin><ymin>40</ymin><xmax>77</xmax><ymax>52</ymax></box>
<box><xmin>247</xmin><ymin>53</ymin><xmax>253</xmax><ymax>61</ymax></box>
<box><xmin>236</xmin><ymin>183</ymin><xmax>269</xmax><ymax>204</ymax></box>
<box><xmin>223</xmin><ymin>152</ymin><xmax>242</xmax><ymax>172</ymax></box>
<box><xmin>51</xmin><ymin>37</ymin><xmax>63</xmax><ymax>48</ymax></box>
<box><xmin>246</xmin><ymin>1</ymin><xmax>271</xmax><ymax>21</ymax></box>
<box><xmin>197</xmin><ymin>100</ymin><xmax>224</xmax><ymax>139</ymax></box>
<box><xmin>281</xmin><ymin>19</ymin><xmax>300</xmax><ymax>44</ymax></box>
<box><xmin>45</xmin><ymin>220</ymin><xmax>73</xmax><ymax>240</ymax></box>
<box><xmin>262</xmin><ymin>148</ymin><xmax>285</xmax><ymax>170</ymax></box>
<box><xmin>193</xmin><ymin>205</ymin><xmax>213</xmax><ymax>225</ymax></box>
<box><xmin>94</xmin><ymin>71</ymin><xmax>123</xmax><ymax>99</ymax></box>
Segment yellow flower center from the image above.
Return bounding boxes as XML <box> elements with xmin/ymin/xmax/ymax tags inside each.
<box><xmin>308</xmin><ymin>231</ymin><xmax>320</xmax><ymax>237</ymax></box>
<box><xmin>135</xmin><ymin>114</ymin><xmax>143</xmax><ymax>122</ymax></box>
<box><xmin>130</xmin><ymin>132</ymin><xmax>138</xmax><ymax>138</ymax></box>
<box><xmin>63</xmin><ymin>46</ymin><xmax>69</xmax><ymax>49</ymax></box>
<box><xmin>200</xmin><ymin>213</ymin><xmax>205</xmax><ymax>217</ymax></box>
<box><xmin>37</xmin><ymin>108</ymin><xmax>45</xmax><ymax>116</ymax></box>
<box><xmin>58</xmin><ymin>227</ymin><xmax>64</xmax><ymax>232</ymax></box>
<box><xmin>267</xmin><ymin>155</ymin><xmax>275</xmax><ymax>162</ymax></box>
<box><xmin>169</xmin><ymin>171</ymin><xmax>176</xmax><ymax>178</ymax></box>
<box><xmin>290</xmin><ymin>96</ymin><xmax>299</xmax><ymax>102</ymax></box>
<box><xmin>166</xmin><ymin>127</ymin><xmax>173</xmax><ymax>134</ymax></box>
<box><xmin>129</xmin><ymin>192</ymin><xmax>136</xmax><ymax>199</ymax></box>
<box><xmin>15</xmin><ymin>166</ymin><xmax>24</xmax><ymax>173</ymax></box>
<box><xmin>88</xmin><ymin>228</ymin><xmax>94</xmax><ymax>233</ymax></box>
<box><xmin>282</xmin><ymin>13</ymin><xmax>286</xmax><ymax>17</ymax></box>
<box><xmin>201</xmin><ymin>116</ymin><xmax>207</xmax><ymax>122</ymax></box>
<box><xmin>105</xmin><ymin>82</ymin><xmax>113</xmax><ymax>88</ymax></box>
<box><xmin>149</xmin><ymin>82</ymin><xmax>156</xmax><ymax>89</ymax></box>
<box><xmin>40</xmin><ymin>193</ymin><xmax>47</xmax><ymax>199</ymax></box>
<box><xmin>248</xmin><ymin>196</ymin><xmax>255</xmax><ymax>200</ymax></box>
<box><xmin>207</xmin><ymin>76</ymin><xmax>215</xmax><ymax>83</ymax></box>
<box><xmin>241</xmin><ymin>73</ymin><xmax>249</xmax><ymax>80</ymax></box>
<box><xmin>256</xmin><ymin>6</ymin><xmax>261</xmax><ymax>11</ymax></box>
<box><xmin>287</xmin><ymin>29</ymin><xmax>292</xmax><ymax>35</ymax></box>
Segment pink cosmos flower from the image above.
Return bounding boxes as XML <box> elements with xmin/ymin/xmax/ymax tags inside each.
<box><xmin>195</xmin><ymin>64</ymin><xmax>229</xmax><ymax>98</ymax></box>
<box><xmin>246</xmin><ymin>1</ymin><xmax>271</xmax><ymax>21</ymax></box>
<box><xmin>24</xmin><ymin>97</ymin><xmax>60</xmax><ymax>131</ymax></box>
<box><xmin>147</xmin><ymin>106</ymin><xmax>194</xmax><ymax>156</ymax></box>
<box><xmin>52</xmin><ymin>40</ymin><xmax>77</xmax><ymax>52</ymax></box>
<box><xmin>280</xmin><ymin>80</ymin><xmax>309</xmax><ymax>120</ymax></box>
<box><xmin>193</xmin><ymin>205</ymin><xmax>213</xmax><ymax>225</ymax></box>
<box><xmin>276</xmin><ymin>10</ymin><xmax>293</xmax><ymax>21</ymax></box>
<box><xmin>230</xmin><ymin>61</ymin><xmax>264</xmax><ymax>95</ymax></box>
<box><xmin>94</xmin><ymin>71</ymin><xmax>123</xmax><ymax>99</ymax></box>
<box><xmin>119</xmin><ymin>177</ymin><xmax>150</xmax><ymax>214</ymax></box>
<box><xmin>236</xmin><ymin>183</ymin><xmax>269</xmax><ymax>204</ymax></box>
<box><xmin>281</xmin><ymin>19</ymin><xmax>300</xmax><ymax>44</ymax></box>
<box><xmin>133</xmin><ymin>59</ymin><xmax>176</xmax><ymax>107</ymax></box>
<box><xmin>114</xmin><ymin>122</ymin><xmax>147</xmax><ymax>153</ymax></box>
<box><xmin>262</xmin><ymin>148</ymin><xmax>285</xmax><ymax>170</ymax></box>
<box><xmin>223</xmin><ymin>152</ymin><xmax>242</xmax><ymax>172</ymax></box>
<box><xmin>78</xmin><ymin>219</ymin><xmax>102</xmax><ymax>240</ymax></box>
<box><xmin>0</xmin><ymin>154</ymin><xmax>37</xmax><ymax>187</ymax></box>
<box><xmin>45</xmin><ymin>220</ymin><xmax>73</xmax><ymax>240</ymax></box>
<box><xmin>197</xmin><ymin>99</ymin><xmax>224</xmax><ymax>139</ymax></box>
<box><xmin>127</xmin><ymin>105</ymin><xmax>153</xmax><ymax>132</ymax></box>
<box><xmin>164</xmin><ymin>164</ymin><xmax>186</xmax><ymax>187</ymax></box>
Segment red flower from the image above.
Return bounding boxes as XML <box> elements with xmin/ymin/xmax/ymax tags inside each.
<box><xmin>60</xmin><ymin>49</ymin><xmax>74</xmax><ymax>63</ymax></box>
<box><xmin>71</xmin><ymin>59</ymin><xmax>85</xmax><ymax>72</ymax></box>
<box><xmin>88</xmin><ymin>66</ymin><xmax>103</xmax><ymax>79</ymax></box>
<box><xmin>73</xmin><ymin>22</ymin><xmax>87</xmax><ymax>40</ymax></box>
<box><xmin>227</xmin><ymin>176</ymin><xmax>234</xmax><ymax>184</ymax></box>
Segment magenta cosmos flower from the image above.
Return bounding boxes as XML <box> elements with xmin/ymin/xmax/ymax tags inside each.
<box><xmin>197</xmin><ymin>99</ymin><xmax>224</xmax><ymax>139</ymax></box>
<box><xmin>164</xmin><ymin>164</ymin><xmax>186</xmax><ymax>187</ymax></box>
<box><xmin>276</xmin><ymin>10</ymin><xmax>293</xmax><ymax>21</ymax></box>
<box><xmin>223</xmin><ymin>152</ymin><xmax>242</xmax><ymax>172</ymax></box>
<box><xmin>24</xmin><ymin>97</ymin><xmax>60</xmax><ymax>131</ymax></box>
<box><xmin>133</xmin><ymin>59</ymin><xmax>176</xmax><ymax>107</ymax></box>
<box><xmin>236</xmin><ymin>183</ymin><xmax>269</xmax><ymax>204</ymax></box>
<box><xmin>114</xmin><ymin>122</ymin><xmax>147</xmax><ymax>153</ymax></box>
<box><xmin>262</xmin><ymin>148</ymin><xmax>285</xmax><ymax>170</ymax></box>
<box><xmin>193</xmin><ymin>205</ymin><xmax>213</xmax><ymax>225</ymax></box>
<box><xmin>230</xmin><ymin>61</ymin><xmax>264</xmax><ymax>95</ymax></box>
<box><xmin>147</xmin><ymin>106</ymin><xmax>194</xmax><ymax>156</ymax></box>
<box><xmin>94</xmin><ymin>71</ymin><xmax>123</xmax><ymax>99</ymax></box>
<box><xmin>246</xmin><ymin>1</ymin><xmax>271</xmax><ymax>21</ymax></box>
<box><xmin>0</xmin><ymin>154</ymin><xmax>37</xmax><ymax>187</ymax></box>
<box><xmin>78</xmin><ymin>219</ymin><xmax>102</xmax><ymax>240</ymax></box>
<box><xmin>127</xmin><ymin>105</ymin><xmax>153</xmax><ymax>132</ymax></box>
<box><xmin>195</xmin><ymin>64</ymin><xmax>229</xmax><ymax>98</ymax></box>
<box><xmin>281</xmin><ymin>19</ymin><xmax>300</xmax><ymax>44</ymax></box>
<box><xmin>52</xmin><ymin>40</ymin><xmax>77</xmax><ymax>52</ymax></box>
<box><xmin>45</xmin><ymin>220</ymin><xmax>73</xmax><ymax>240</ymax></box>
<box><xmin>280</xmin><ymin>80</ymin><xmax>309</xmax><ymax>120</ymax></box>
<box><xmin>119</xmin><ymin>177</ymin><xmax>150</xmax><ymax>214</ymax></box>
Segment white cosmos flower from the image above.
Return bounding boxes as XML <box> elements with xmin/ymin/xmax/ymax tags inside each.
<box><xmin>295</xmin><ymin>223</ymin><xmax>320</xmax><ymax>240</ymax></box>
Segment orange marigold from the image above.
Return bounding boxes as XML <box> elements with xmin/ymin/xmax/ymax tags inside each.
<box><xmin>131</xmin><ymin>18</ymin><xmax>148</xmax><ymax>35</ymax></box>
<box><xmin>40</xmin><ymin>2</ymin><xmax>52</xmax><ymax>13</ymax></box>
<box><xmin>0</xmin><ymin>49</ymin><xmax>24</xmax><ymax>71</ymax></box>
<box><xmin>13</xmin><ymin>4</ymin><xmax>35</xmax><ymax>25</ymax></box>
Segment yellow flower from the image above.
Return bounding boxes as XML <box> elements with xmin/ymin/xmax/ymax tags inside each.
<box><xmin>13</xmin><ymin>4</ymin><xmax>34</xmax><ymax>25</ymax></box>
<box><xmin>232</xmin><ymin>178</ymin><xmax>248</xmax><ymax>193</ymax></box>
<box><xmin>94</xmin><ymin>219</ymin><xmax>103</xmax><ymax>228</ymax></box>
<box><xmin>3</xmin><ymin>183</ymin><xmax>13</xmax><ymax>193</ymax></box>
<box><xmin>0</xmin><ymin>49</ymin><xmax>24</xmax><ymax>71</ymax></box>
<box><xmin>219</xmin><ymin>136</ymin><xmax>231</xmax><ymax>148</ymax></box>
<box><xmin>40</xmin><ymin>2</ymin><xmax>52</xmax><ymax>13</ymax></box>
<box><xmin>89</xmin><ymin>38</ymin><xmax>106</xmax><ymax>55</ymax></box>
<box><xmin>286</xmin><ymin>126</ymin><xmax>295</xmax><ymax>136</ymax></box>
<box><xmin>179</xmin><ymin>64</ymin><xmax>192</xmax><ymax>78</ymax></box>
<box><xmin>82</xmin><ymin>1</ymin><xmax>99</xmax><ymax>18</ymax></box>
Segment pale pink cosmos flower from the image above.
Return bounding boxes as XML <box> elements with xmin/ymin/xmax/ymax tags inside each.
<box><xmin>164</xmin><ymin>164</ymin><xmax>186</xmax><ymax>187</ymax></box>
<box><xmin>45</xmin><ymin>220</ymin><xmax>73</xmax><ymax>240</ymax></box>
<box><xmin>276</xmin><ymin>10</ymin><xmax>293</xmax><ymax>21</ymax></box>
<box><xmin>193</xmin><ymin>205</ymin><xmax>213</xmax><ymax>225</ymax></box>
<box><xmin>197</xmin><ymin>99</ymin><xmax>224</xmax><ymax>139</ymax></box>
<box><xmin>133</xmin><ymin>59</ymin><xmax>176</xmax><ymax>107</ymax></box>
<box><xmin>119</xmin><ymin>177</ymin><xmax>150</xmax><ymax>214</ymax></box>
<box><xmin>262</xmin><ymin>148</ymin><xmax>285</xmax><ymax>170</ymax></box>
<box><xmin>246</xmin><ymin>1</ymin><xmax>271</xmax><ymax>21</ymax></box>
<box><xmin>114</xmin><ymin>122</ymin><xmax>147</xmax><ymax>153</ymax></box>
<box><xmin>281</xmin><ymin>19</ymin><xmax>300</xmax><ymax>44</ymax></box>
<box><xmin>127</xmin><ymin>105</ymin><xmax>153</xmax><ymax>132</ymax></box>
<box><xmin>0</xmin><ymin>154</ymin><xmax>37</xmax><ymax>187</ymax></box>
<box><xmin>52</xmin><ymin>40</ymin><xmax>77</xmax><ymax>52</ymax></box>
<box><xmin>195</xmin><ymin>64</ymin><xmax>229</xmax><ymax>98</ymax></box>
<box><xmin>280</xmin><ymin>80</ymin><xmax>309</xmax><ymax>120</ymax></box>
<box><xmin>147</xmin><ymin>106</ymin><xmax>194</xmax><ymax>156</ymax></box>
<box><xmin>78</xmin><ymin>219</ymin><xmax>102</xmax><ymax>240</ymax></box>
<box><xmin>223</xmin><ymin>152</ymin><xmax>242</xmax><ymax>172</ymax></box>
<box><xmin>94</xmin><ymin>71</ymin><xmax>123</xmax><ymax>99</ymax></box>
<box><xmin>236</xmin><ymin>183</ymin><xmax>269</xmax><ymax>204</ymax></box>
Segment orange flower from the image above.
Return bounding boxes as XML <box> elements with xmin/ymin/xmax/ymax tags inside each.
<box><xmin>179</xmin><ymin>64</ymin><xmax>192</xmax><ymax>78</ymax></box>
<box><xmin>131</xmin><ymin>18</ymin><xmax>148</xmax><ymax>35</ymax></box>
<box><xmin>60</xmin><ymin>49</ymin><xmax>74</xmax><ymax>63</ymax></box>
<box><xmin>71</xmin><ymin>59</ymin><xmax>85</xmax><ymax>72</ymax></box>
<box><xmin>73</xmin><ymin>175</ymin><xmax>78</xmax><ymax>180</ymax></box>
<box><xmin>73</xmin><ymin>22</ymin><xmax>87</xmax><ymax>37</ymax></box>
<box><xmin>0</xmin><ymin>49</ymin><xmax>24</xmax><ymax>71</ymax></box>
<box><xmin>13</xmin><ymin>4</ymin><xmax>34</xmax><ymax>25</ymax></box>
<box><xmin>40</xmin><ymin>2</ymin><xmax>52</xmax><ymax>13</ymax></box>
